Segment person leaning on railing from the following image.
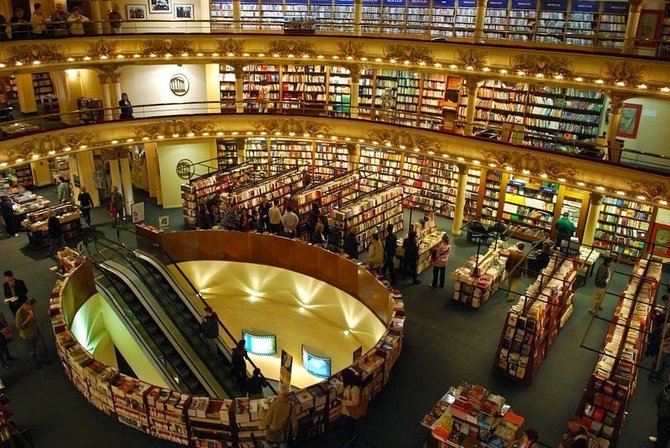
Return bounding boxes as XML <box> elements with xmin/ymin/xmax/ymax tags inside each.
<box><xmin>67</xmin><ymin>8</ymin><xmax>89</xmax><ymax>36</ymax></box>
<box><xmin>51</xmin><ymin>3</ymin><xmax>69</xmax><ymax>37</ymax></box>
<box><xmin>109</xmin><ymin>4</ymin><xmax>123</xmax><ymax>34</ymax></box>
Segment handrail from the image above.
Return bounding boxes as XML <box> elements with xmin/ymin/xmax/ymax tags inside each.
<box><xmin>0</xmin><ymin>18</ymin><xmax>658</xmax><ymax>57</ymax></box>
<box><xmin>116</xmin><ymin>227</ymin><xmax>277</xmax><ymax>394</ymax></box>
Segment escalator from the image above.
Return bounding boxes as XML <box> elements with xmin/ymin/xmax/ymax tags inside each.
<box><xmin>90</xmin><ymin>237</ymin><xmax>243</xmax><ymax>398</ymax></box>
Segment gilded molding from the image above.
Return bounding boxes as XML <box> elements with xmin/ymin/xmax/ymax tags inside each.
<box><xmin>627</xmin><ymin>180</ymin><xmax>670</xmax><ymax>202</ymax></box>
<box><xmin>7</xmin><ymin>43</ymin><xmax>64</xmax><ymax>64</ymax></box>
<box><xmin>88</xmin><ymin>40</ymin><xmax>119</xmax><ymax>59</ymax></box>
<box><xmin>217</xmin><ymin>38</ymin><xmax>245</xmax><ymax>56</ymax></box>
<box><xmin>132</xmin><ymin>119</ymin><xmax>216</xmax><ymax>138</ymax></box>
<box><xmin>604</xmin><ymin>61</ymin><xmax>645</xmax><ymax>86</ymax></box>
<box><xmin>606</xmin><ymin>91</ymin><xmax>634</xmax><ymax>109</ymax></box>
<box><xmin>253</xmin><ymin>119</ymin><xmax>330</xmax><ymax>136</ymax></box>
<box><xmin>59</xmin><ymin>132</ymin><xmax>94</xmax><ymax>149</ymax></box>
<box><xmin>480</xmin><ymin>150</ymin><xmax>513</xmax><ymax>167</ymax></box>
<box><xmin>141</xmin><ymin>39</ymin><xmax>194</xmax><ymax>57</ymax></box>
<box><xmin>338</xmin><ymin>41</ymin><xmax>365</xmax><ymax>60</ymax></box>
<box><xmin>266</xmin><ymin>40</ymin><xmax>315</xmax><ymax>57</ymax></box>
<box><xmin>481</xmin><ymin>151</ymin><xmax>578</xmax><ymax>180</ymax></box>
<box><xmin>92</xmin><ymin>64</ymin><xmax>124</xmax><ymax>83</ymax></box>
<box><xmin>510</xmin><ymin>54</ymin><xmax>574</xmax><ymax>77</ymax></box>
<box><xmin>540</xmin><ymin>157</ymin><xmax>578</xmax><ymax>179</ymax></box>
<box><xmin>365</xmin><ymin>128</ymin><xmax>443</xmax><ymax>153</ymax></box>
<box><xmin>384</xmin><ymin>44</ymin><xmax>433</xmax><ymax>64</ymax></box>
<box><xmin>0</xmin><ymin>132</ymin><xmax>93</xmax><ymax>163</ymax></box>
<box><xmin>456</xmin><ymin>49</ymin><xmax>488</xmax><ymax>71</ymax></box>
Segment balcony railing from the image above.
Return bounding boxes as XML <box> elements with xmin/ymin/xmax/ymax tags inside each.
<box><xmin>1</xmin><ymin>99</ymin><xmax>667</xmax><ymax>175</ymax></box>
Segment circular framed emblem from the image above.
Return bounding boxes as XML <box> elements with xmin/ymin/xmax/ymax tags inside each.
<box><xmin>169</xmin><ymin>74</ymin><xmax>190</xmax><ymax>97</ymax></box>
<box><xmin>176</xmin><ymin>158</ymin><xmax>195</xmax><ymax>180</ymax></box>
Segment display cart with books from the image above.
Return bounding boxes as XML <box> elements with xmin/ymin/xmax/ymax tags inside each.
<box><xmin>451</xmin><ymin>242</ymin><xmax>509</xmax><ymax>309</ymax></box>
<box><xmin>395</xmin><ymin>215</ymin><xmax>445</xmax><ymax>275</ymax></box>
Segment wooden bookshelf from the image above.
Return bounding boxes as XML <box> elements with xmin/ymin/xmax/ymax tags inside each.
<box><xmin>222</xmin><ymin>168</ymin><xmax>302</xmax><ymax>210</ymax></box>
<box><xmin>402</xmin><ymin>153</ymin><xmax>458</xmax><ymax>218</ymax></box>
<box><xmin>242</xmin><ymin>64</ymin><xmax>280</xmax><ymax>111</ymax></box>
<box><xmin>359</xmin><ymin>146</ymin><xmax>403</xmax><ymax>189</ymax></box>
<box><xmin>594</xmin><ymin>196</ymin><xmax>655</xmax><ymax>260</ymax></box>
<box><xmin>328</xmin><ymin>66</ymin><xmax>351</xmax><ymax>117</ymax></box>
<box><xmin>314</xmin><ymin>142</ymin><xmax>349</xmax><ymax>178</ymax></box>
<box><xmin>451</xmin><ymin>244</ymin><xmax>509</xmax><ymax>308</ymax></box>
<box><xmin>270</xmin><ymin>139</ymin><xmax>314</xmax><ymax>174</ymax></box>
<box><xmin>217</xmin><ymin>139</ymin><xmax>238</xmax><ymax>170</ymax></box>
<box><xmin>455</xmin><ymin>0</ymin><xmax>477</xmax><ymax>37</ymax></box>
<box><xmin>501</xmin><ymin>176</ymin><xmax>557</xmax><ymax>241</ymax></box>
<box><xmin>219</xmin><ymin>65</ymin><xmax>236</xmax><ymax>111</ymax></box>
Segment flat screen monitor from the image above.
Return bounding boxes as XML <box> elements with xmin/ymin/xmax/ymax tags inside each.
<box><xmin>302</xmin><ymin>345</ymin><xmax>331</xmax><ymax>378</ymax></box>
<box><xmin>242</xmin><ymin>330</ymin><xmax>277</xmax><ymax>356</ymax></box>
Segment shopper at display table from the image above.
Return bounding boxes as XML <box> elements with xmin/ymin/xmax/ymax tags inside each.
<box><xmin>3</xmin><ymin>270</ymin><xmax>27</xmax><ymax>316</ymax></box>
<box><xmin>366</xmin><ymin>233</ymin><xmax>383</xmax><ymax>270</ymax></box>
<box><xmin>341</xmin><ymin>368</ymin><xmax>365</xmax><ymax>432</ymax></box>
<box><xmin>259</xmin><ymin>385</ymin><xmax>298</xmax><ymax>447</ymax></box>
<box><xmin>558</xmin><ymin>417</ymin><xmax>590</xmax><ymax>448</ymax></box>
<box><xmin>505</xmin><ymin>242</ymin><xmax>525</xmax><ymax>302</ymax></box>
<box><xmin>430</xmin><ymin>234</ymin><xmax>451</xmax><ymax>289</ymax></box>
<box><xmin>381</xmin><ymin>223</ymin><xmax>397</xmax><ymax>285</ymax></box>
<box><xmin>402</xmin><ymin>231</ymin><xmax>420</xmax><ymax>285</ymax></box>
<box><xmin>56</xmin><ymin>176</ymin><xmax>71</xmax><ymax>203</ymax></box>
<box><xmin>47</xmin><ymin>212</ymin><xmax>65</xmax><ymax>257</ymax></box>
<box><xmin>554</xmin><ymin>212</ymin><xmax>577</xmax><ymax>249</ymax></box>
<box><xmin>0</xmin><ymin>195</ymin><xmax>16</xmax><ymax>237</ymax></box>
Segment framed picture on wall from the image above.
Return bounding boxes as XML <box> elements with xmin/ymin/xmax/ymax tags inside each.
<box><xmin>616</xmin><ymin>103</ymin><xmax>642</xmax><ymax>139</ymax></box>
<box><xmin>175</xmin><ymin>4</ymin><xmax>194</xmax><ymax>20</ymax></box>
<box><xmin>126</xmin><ymin>4</ymin><xmax>147</xmax><ymax>20</ymax></box>
<box><xmin>650</xmin><ymin>222</ymin><xmax>670</xmax><ymax>257</ymax></box>
<box><xmin>149</xmin><ymin>0</ymin><xmax>171</xmax><ymax>13</ymax></box>
<box><xmin>636</xmin><ymin>10</ymin><xmax>663</xmax><ymax>47</ymax></box>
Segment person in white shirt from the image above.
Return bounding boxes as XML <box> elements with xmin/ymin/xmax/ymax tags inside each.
<box><xmin>281</xmin><ymin>206</ymin><xmax>299</xmax><ymax>239</ymax></box>
<box><xmin>67</xmin><ymin>8</ymin><xmax>89</xmax><ymax>35</ymax></box>
<box><xmin>30</xmin><ymin>3</ymin><xmax>47</xmax><ymax>37</ymax></box>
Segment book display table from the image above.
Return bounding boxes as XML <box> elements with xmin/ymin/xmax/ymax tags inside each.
<box><xmin>396</xmin><ymin>216</ymin><xmax>445</xmax><ymax>274</ymax></box>
<box><xmin>451</xmin><ymin>242</ymin><xmax>509</xmax><ymax>309</ymax></box>
<box><xmin>21</xmin><ymin>203</ymin><xmax>81</xmax><ymax>247</ymax></box>
<box><xmin>421</xmin><ymin>381</ymin><xmax>524</xmax><ymax>448</ymax></box>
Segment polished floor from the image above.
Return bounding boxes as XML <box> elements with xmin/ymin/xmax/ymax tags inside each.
<box><xmin>1</xmin><ymin>185</ymin><xmax>663</xmax><ymax>447</ymax></box>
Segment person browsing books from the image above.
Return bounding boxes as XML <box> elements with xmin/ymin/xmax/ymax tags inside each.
<box><xmin>430</xmin><ymin>234</ymin><xmax>451</xmax><ymax>289</ymax></box>
<box><xmin>381</xmin><ymin>223</ymin><xmax>398</xmax><ymax>286</ymax></box>
<box><xmin>366</xmin><ymin>233</ymin><xmax>383</xmax><ymax>270</ymax></box>
<box><xmin>508</xmin><ymin>428</ymin><xmax>540</xmax><ymax>448</ymax></box>
<box><xmin>3</xmin><ymin>270</ymin><xmax>27</xmax><ymax>316</ymax></box>
<box><xmin>343</xmin><ymin>226</ymin><xmax>359</xmax><ymax>259</ymax></box>
<box><xmin>505</xmin><ymin>242</ymin><xmax>525</xmax><ymax>302</ymax></box>
<box><xmin>558</xmin><ymin>417</ymin><xmax>589</xmax><ymax>448</ymax></box>
<box><xmin>268</xmin><ymin>201</ymin><xmax>282</xmax><ymax>235</ymax></box>
<box><xmin>402</xmin><ymin>231</ymin><xmax>420</xmax><ymax>285</ymax></box>
<box><xmin>554</xmin><ymin>212</ymin><xmax>576</xmax><ymax>249</ymax></box>
<box><xmin>259</xmin><ymin>385</ymin><xmax>298</xmax><ymax>448</ymax></box>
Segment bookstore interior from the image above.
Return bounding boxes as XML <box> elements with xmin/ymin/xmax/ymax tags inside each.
<box><xmin>0</xmin><ymin>3</ymin><xmax>669</xmax><ymax>448</ymax></box>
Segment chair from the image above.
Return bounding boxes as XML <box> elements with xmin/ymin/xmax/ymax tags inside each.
<box><xmin>466</xmin><ymin>220</ymin><xmax>489</xmax><ymax>244</ymax></box>
<box><xmin>486</xmin><ymin>222</ymin><xmax>508</xmax><ymax>241</ymax></box>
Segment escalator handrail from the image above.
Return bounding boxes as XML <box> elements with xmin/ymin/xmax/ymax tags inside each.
<box><xmin>115</xmin><ymin>227</ymin><xmax>277</xmax><ymax>394</ymax></box>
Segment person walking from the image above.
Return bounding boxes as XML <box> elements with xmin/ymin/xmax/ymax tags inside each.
<box><xmin>108</xmin><ymin>4</ymin><xmax>123</xmax><ymax>34</ymax></box>
<box><xmin>281</xmin><ymin>206</ymin><xmax>299</xmax><ymax>238</ymax></box>
<box><xmin>555</xmin><ymin>211</ymin><xmax>577</xmax><ymax>249</ymax></box>
<box><xmin>1</xmin><ymin>195</ymin><xmax>17</xmax><ymax>237</ymax></box>
<box><xmin>56</xmin><ymin>176</ymin><xmax>71</xmax><ymax>203</ymax></box>
<box><xmin>3</xmin><ymin>271</ymin><xmax>28</xmax><ymax>316</ymax></box>
<box><xmin>650</xmin><ymin>384</ymin><xmax>670</xmax><ymax>448</ymax></box>
<box><xmin>231</xmin><ymin>339</ymin><xmax>248</xmax><ymax>388</ymax></box>
<box><xmin>259</xmin><ymin>385</ymin><xmax>298</xmax><ymax>448</ymax></box>
<box><xmin>558</xmin><ymin>417</ymin><xmax>589</xmax><ymax>448</ymax></box>
<box><xmin>366</xmin><ymin>233</ymin><xmax>383</xmax><ymax>270</ymax></box>
<box><xmin>109</xmin><ymin>186</ymin><xmax>124</xmax><ymax>228</ymax></box>
<box><xmin>381</xmin><ymin>223</ymin><xmax>398</xmax><ymax>286</ymax></box>
<box><xmin>199</xmin><ymin>306</ymin><xmax>219</xmax><ymax>355</ymax></box>
<box><xmin>246</xmin><ymin>368</ymin><xmax>268</xmax><ymax>399</ymax></box>
<box><xmin>343</xmin><ymin>226</ymin><xmax>359</xmax><ymax>260</ymax></box>
<box><xmin>268</xmin><ymin>201</ymin><xmax>282</xmax><ymax>235</ymax></box>
<box><xmin>47</xmin><ymin>212</ymin><xmax>64</xmax><ymax>257</ymax></box>
<box><xmin>430</xmin><ymin>234</ymin><xmax>452</xmax><ymax>289</ymax></box>
<box><xmin>589</xmin><ymin>256</ymin><xmax>611</xmax><ymax>315</ymax></box>
<box><xmin>505</xmin><ymin>242</ymin><xmax>525</xmax><ymax>302</ymax></box>
<box><xmin>119</xmin><ymin>93</ymin><xmax>133</xmax><ymax>119</ymax></box>
<box><xmin>15</xmin><ymin>299</ymin><xmax>51</xmax><ymax>369</ymax></box>
<box><xmin>402</xmin><ymin>231</ymin><xmax>420</xmax><ymax>285</ymax></box>
<box><xmin>78</xmin><ymin>186</ymin><xmax>93</xmax><ymax>226</ymax></box>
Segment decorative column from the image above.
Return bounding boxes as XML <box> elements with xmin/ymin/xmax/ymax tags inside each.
<box><xmin>233</xmin><ymin>0</ymin><xmax>241</xmax><ymax>33</ymax></box>
<box><xmin>234</xmin><ymin>64</ymin><xmax>245</xmax><ymax>113</ymax></box>
<box><xmin>109</xmin><ymin>70</ymin><xmax>122</xmax><ymax>117</ymax></box>
<box><xmin>452</xmin><ymin>164</ymin><xmax>469</xmax><ymax>235</ymax></box>
<box><xmin>101</xmin><ymin>0</ymin><xmax>112</xmax><ymax>33</ymax></box>
<box><xmin>15</xmin><ymin>73</ymin><xmax>38</xmax><ymax>113</ymax></box>
<box><xmin>119</xmin><ymin>155</ymin><xmax>135</xmax><ymax>215</ymax></box>
<box><xmin>350</xmin><ymin>70</ymin><xmax>360</xmax><ymax>118</ymax></box>
<box><xmin>348</xmin><ymin>144</ymin><xmax>360</xmax><ymax>171</ymax></box>
<box><xmin>474</xmin><ymin>0</ymin><xmax>487</xmax><ymax>41</ymax></box>
<box><xmin>623</xmin><ymin>0</ymin><xmax>643</xmax><ymax>54</ymax></box>
<box><xmin>108</xmin><ymin>157</ymin><xmax>122</xmax><ymax>191</ymax></box>
<box><xmin>582</xmin><ymin>193</ymin><xmax>603</xmax><ymax>246</ymax></box>
<box><xmin>463</xmin><ymin>77</ymin><xmax>481</xmax><ymax>136</ymax></box>
<box><xmin>90</xmin><ymin>0</ymin><xmax>103</xmax><ymax>35</ymax></box>
<box><xmin>605</xmin><ymin>92</ymin><xmax>627</xmax><ymax>163</ymax></box>
<box><xmin>354</xmin><ymin>0</ymin><xmax>363</xmax><ymax>36</ymax></box>
<box><xmin>97</xmin><ymin>71</ymin><xmax>112</xmax><ymax>121</ymax></box>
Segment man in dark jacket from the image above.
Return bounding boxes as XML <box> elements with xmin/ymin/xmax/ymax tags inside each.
<box><xmin>0</xmin><ymin>196</ymin><xmax>16</xmax><ymax>237</ymax></box>
<box><xmin>381</xmin><ymin>223</ymin><xmax>397</xmax><ymax>286</ymax></box>
<box><xmin>3</xmin><ymin>270</ymin><xmax>27</xmax><ymax>316</ymax></box>
<box><xmin>343</xmin><ymin>226</ymin><xmax>359</xmax><ymax>259</ymax></box>
<box><xmin>559</xmin><ymin>416</ymin><xmax>589</xmax><ymax>448</ymax></box>
<box><xmin>200</xmin><ymin>306</ymin><xmax>219</xmax><ymax>355</ymax></box>
<box><xmin>650</xmin><ymin>384</ymin><xmax>670</xmax><ymax>447</ymax></box>
<box><xmin>589</xmin><ymin>257</ymin><xmax>611</xmax><ymax>315</ymax></box>
<box><xmin>47</xmin><ymin>212</ymin><xmax>63</xmax><ymax>257</ymax></box>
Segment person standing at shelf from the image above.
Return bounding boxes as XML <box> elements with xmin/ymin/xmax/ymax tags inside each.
<box><xmin>47</xmin><ymin>211</ymin><xmax>64</xmax><ymax>257</ymax></box>
<box><xmin>505</xmin><ymin>242</ymin><xmax>525</xmax><ymax>302</ymax></box>
<box><xmin>381</xmin><ymin>223</ymin><xmax>398</xmax><ymax>286</ymax></box>
<box><xmin>281</xmin><ymin>206</ymin><xmax>299</xmax><ymax>238</ymax></box>
<box><xmin>246</xmin><ymin>368</ymin><xmax>268</xmax><ymax>399</ymax></box>
<box><xmin>119</xmin><ymin>93</ymin><xmax>133</xmax><ymax>119</ymax></box>
<box><xmin>259</xmin><ymin>385</ymin><xmax>298</xmax><ymax>448</ymax></box>
<box><xmin>307</xmin><ymin>202</ymin><xmax>320</xmax><ymax>242</ymax></box>
<box><xmin>199</xmin><ymin>306</ymin><xmax>219</xmax><ymax>355</ymax></box>
<box><xmin>108</xmin><ymin>3</ymin><xmax>123</xmax><ymax>34</ymax></box>
<box><xmin>231</xmin><ymin>339</ymin><xmax>248</xmax><ymax>389</ymax></box>
<box><xmin>268</xmin><ymin>201</ymin><xmax>282</xmax><ymax>235</ymax></box>
<box><xmin>402</xmin><ymin>231</ymin><xmax>421</xmax><ymax>285</ymax></box>
<box><xmin>312</xmin><ymin>221</ymin><xmax>327</xmax><ymax>248</ymax></box>
<box><xmin>51</xmin><ymin>3</ymin><xmax>69</xmax><ymax>37</ymax></box>
<box><xmin>301</xmin><ymin>169</ymin><xmax>312</xmax><ymax>188</ymax></box>
<box><xmin>258</xmin><ymin>196</ymin><xmax>270</xmax><ymax>232</ymax></box>
<box><xmin>558</xmin><ymin>416</ymin><xmax>590</xmax><ymax>448</ymax></box>
<box><xmin>56</xmin><ymin>176</ymin><xmax>71</xmax><ymax>203</ymax></box>
<box><xmin>30</xmin><ymin>3</ymin><xmax>47</xmax><ymax>38</ymax></box>
<box><xmin>649</xmin><ymin>384</ymin><xmax>670</xmax><ymax>448</ymax></box>
<box><xmin>67</xmin><ymin>7</ymin><xmax>89</xmax><ymax>36</ymax></box>
<box><xmin>343</xmin><ymin>226</ymin><xmax>359</xmax><ymax>260</ymax></box>
<box><xmin>15</xmin><ymin>299</ymin><xmax>51</xmax><ymax>369</ymax></box>
<box><xmin>366</xmin><ymin>233</ymin><xmax>384</xmax><ymax>270</ymax></box>
<box><xmin>430</xmin><ymin>234</ymin><xmax>452</xmax><ymax>289</ymax></box>
<box><xmin>1</xmin><ymin>195</ymin><xmax>17</xmax><ymax>237</ymax></box>
<box><xmin>3</xmin><ymin>271</ymin><xmax>28</xmax><ymax>316</ymax></box>
<box><xmin>554</xmin><ymin>211</ymin><xmax>577</xmax><ymax>250</ymax></box>
<box><xmin>588</xmin><ymin>256</ymin><xmax>611</xmax><ymax>315</ymax></box>
<box><xmin>77</xmin><ymin>186</ymin><xmax>93</xmax><ymax>227</ymax></box>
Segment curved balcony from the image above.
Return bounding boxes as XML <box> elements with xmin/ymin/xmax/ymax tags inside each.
<box><xmin>0</xmin><ymin>101</ymin><xmax>668</xmax><ymax>208</ymax></box>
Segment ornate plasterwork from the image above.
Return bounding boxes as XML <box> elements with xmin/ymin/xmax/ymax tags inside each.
<box><xmin>217</xmin><ymin>38</ymin><xmax>245</xmax><ymax>56</ymax></box>
<box><xmin>604</xmin><ymin>61</ymin><xmax>645</xmax><ymax>86</ymax></box>
<box><xmin>88</xmin><ymin>40</ymin><xmax>119</xmax><ymax>59</ymax></box>
<box><xmin>627</xmin><ymin>180</ymin><xmax>670</xmax><ymax>202</ymax></box>
<box><xmin>365</xmin><ymin>128</ymin><xmax>443</xmax><ymax>153</ymax></box>
<box><xmin>92</xmin><ymin>63</ymin><xmax>124</xmax><ymax>83</ymax></box>
<box><xmin>510</xmin><ymin>54</ymin><xmax>574</xmax><ymax>77</ymax></box>
<box><xmin>338</xmin><ymin>41</ymin><xmax>365</xmax><ymax>60</ymax></box>
<box><xmin>456</xmin><ymin>49</ymin><xmax>488</xmax><ymax>71</ymax></box>
<box><xmin>0</xmin><ymin>132</ymin><xmax>93</xmax><ymax>163</ymax></box>
<box><xmin>133</xmin><ymin>120</ymin><xmax>216</xmax><ymax>139</ymax></box>
<box><xmin>480</xmin><ymin>151</ymin><xmax>578</xmax><ymax>180</ymax></box>
<box><xmin>266</xmin><ymin>40</ymin><xmax>315</xmax><ymax>57</ymax></box>
<box><xmin>252</xmin><ymin>119</ymin><xmax>330</xmax><ymax>136</ymax></box>
<box><xmin>384</xmin><ymin>44</ymin><xmax>433</xmax><ymax>65</ymax></box>
<box><xmin>141</xmin><ymin>39</ymin><xmax>194</xmax><ymax>57</ymax></box>
<box><xmin>7</xmin><ymin>43</ymin><xmax>64</xmax><ymax>65</ymax></box>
